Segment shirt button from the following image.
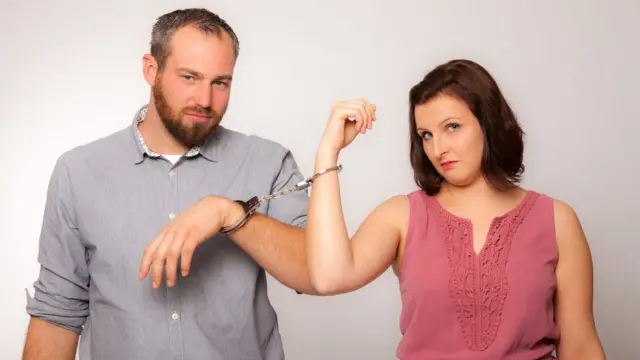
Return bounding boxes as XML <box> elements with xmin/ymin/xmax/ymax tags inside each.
<box><xmin>171</xmin><ymin>311</ymin><xmax>180</xmax><ymax>320</ymax></box>
<box><xmin>169</xmin><ymin>170</ymin><xmax>175</xmax><ymax>177</ymax></box>
<box><xmin>169</xmin><ymin>212</ymin><xmax>175</xmax><ymax>220</ymax></box>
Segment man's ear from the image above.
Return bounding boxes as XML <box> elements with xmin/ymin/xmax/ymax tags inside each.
<box><xmin>142</xmin><ymin>54</ymin><xmax>159</xmax><ymax>86</ymax></box>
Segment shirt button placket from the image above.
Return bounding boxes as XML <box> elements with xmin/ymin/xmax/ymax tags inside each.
<box><xmin>166</xmin><ymin>165</ymin><xmax>183</xmax><ymax>360</ymax></box>
<box><xmin>168</xmin><ymin>167</ymin><xmax>176</xmax><ymax>221</ymax></box>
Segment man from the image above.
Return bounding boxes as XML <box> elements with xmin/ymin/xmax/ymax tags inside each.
<box><xmin>23</xmin><ymin>8</ymin><xmax>316</xmax><ymax>360</ymax></box>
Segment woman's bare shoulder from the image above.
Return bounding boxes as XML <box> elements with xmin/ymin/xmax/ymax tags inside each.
<box><xmin>383</xmin><ymin>194</ymin><xmax>411</xmax><ymax>207</ymax></box>
<box><xmin>374</xmin><ymin>194</ymin><xmax>411</xmax><ymax>219</ymax></box>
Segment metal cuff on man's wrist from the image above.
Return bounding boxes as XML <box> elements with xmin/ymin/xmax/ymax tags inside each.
<box><xmin>220</xmin><ymin>196</ymin><xmax>261</xmax><ymax>234</ymax></box>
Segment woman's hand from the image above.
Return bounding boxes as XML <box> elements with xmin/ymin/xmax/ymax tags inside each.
<box><xmin>318</xmin><ymin>98</ymin><xmax>377</xmax><ymax>157</ymax></box>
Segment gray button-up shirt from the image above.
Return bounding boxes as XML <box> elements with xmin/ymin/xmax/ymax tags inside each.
<box><xmin>26</xmin><ymin>105</ymin><xmax>309</xmax><ymax>360</ymax></box>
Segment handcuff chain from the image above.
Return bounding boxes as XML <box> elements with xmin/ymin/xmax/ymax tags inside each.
<box><xmin>258</xmin><ymin>164</ymin><xmax>342</xmax><ymax>203</ymax></box>
<box><xmin>222</xmin><ymin>164</ymin><xmax>342</xmax><ymax>235</ymax></box>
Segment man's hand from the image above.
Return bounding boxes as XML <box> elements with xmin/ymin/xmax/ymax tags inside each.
<box><xmin>138</xmin><ymin>195</ymin><xmax>242</xmax><ymax>288</ymax></box>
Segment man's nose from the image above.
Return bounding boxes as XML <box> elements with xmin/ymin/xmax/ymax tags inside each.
<box><xmin>194</xmin><ymin>84</ymin><xmax>212</xmax><ymax>109</ymax></box>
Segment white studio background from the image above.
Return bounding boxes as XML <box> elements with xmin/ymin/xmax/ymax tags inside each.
<box><xmin>1</xmin><ymin>1</ymin><xmax>638</xmax><ymax>359</ymax></box>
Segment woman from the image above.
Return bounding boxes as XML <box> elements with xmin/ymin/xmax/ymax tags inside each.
<box><xmin>306</xmin><ymin>59</ymin><xmax>606</xmax><ymax>359</ymax></box>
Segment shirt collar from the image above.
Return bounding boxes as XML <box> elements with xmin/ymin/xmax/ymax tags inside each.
<box><xmin>131</xmin><ymin>105</ymin><xmax>218</xmax><ymax>164</ymax></box>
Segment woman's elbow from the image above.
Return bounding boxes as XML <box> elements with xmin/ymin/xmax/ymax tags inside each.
<box><xmin>309</xmin><ymin>275</ymin><xmax>342</xmax><ymax>296</ymax></box>
<box><xmin>558</xmin><ymin>339</ymin><xmax>606</xmax><ymax>360</ymax></box>
<box><xmin>308</xmin><ymin>270</ymin><xmax>357</xmax><ymax>296</ymax></box>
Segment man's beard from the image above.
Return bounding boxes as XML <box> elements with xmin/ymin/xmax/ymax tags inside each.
<box><xmin>152</xmin><ymin>81</ymin><xmax>222</xmax><ymax>148</ymax></box>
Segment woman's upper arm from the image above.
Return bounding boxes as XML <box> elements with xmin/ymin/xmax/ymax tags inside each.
<box><xmin>554</xmin><ymin>199</ymin><xmax>606</xmax><ymax>359</ymax></box>
<box><xmin>343</xmin><ymin>194</ymin><xmax>409</xmax><ymax>293</ymax></box>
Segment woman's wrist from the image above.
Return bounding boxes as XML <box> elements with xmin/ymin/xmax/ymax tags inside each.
<box><xmin>315</xmin><ymin>145</ymin><xmax>340</xmax><ymax>171</ymax></box>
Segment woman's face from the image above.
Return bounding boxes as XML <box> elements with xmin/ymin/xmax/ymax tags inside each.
<box><xmin>414</xmin><ymin>94</ymin><xmax>485</xmax><ymax>187</ymax></box>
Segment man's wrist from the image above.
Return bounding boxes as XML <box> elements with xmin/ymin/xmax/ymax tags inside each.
<box><xmin>219</xmin><ymin>197</ymin><xmax>246</xmax><ymax>229</ymax></box>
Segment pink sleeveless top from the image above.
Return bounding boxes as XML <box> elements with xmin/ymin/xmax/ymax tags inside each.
<box><xmin>397</xmin><ymin>190</ymin><xmax>559</xmax><ymax>360</ymax></box>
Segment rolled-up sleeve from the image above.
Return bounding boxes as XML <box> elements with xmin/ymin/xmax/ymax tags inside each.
<box><xmin>26</xmin><ymin>156</ymin><xmax>89</xmax><ymax>334</ymax></box>
<box><xmin>265</xmin><ymin>149</ymin><xmax>309</xmax><ymax>227</ymax></box>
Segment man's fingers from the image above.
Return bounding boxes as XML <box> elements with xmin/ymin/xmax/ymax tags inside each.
<box><xmin>151</xmin><ymin>260</ymin><xmax>165</xmax><ymax>289</ymax></box>
<box><xmin>151</xmin><ymin>228</ymin><xmax>177</xmax><ymax>288</ymax></box>
<box><xmin>139</xmin><ymin>229</ymin><xmax>167</xmax><ymax>279</ymax></box>
<box><xmin>165</xmin><ymin>233</ymin><xmax>186</xmax><ymax>287</ymax></box>
<box><xmin>180</xmin><ymin>239</ymin><xmax>198</xmax><ymax>277</ymax></box>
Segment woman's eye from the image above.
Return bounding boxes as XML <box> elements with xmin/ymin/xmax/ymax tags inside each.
<box><xmin>447</xmin><ymin>123</ymin><xmax>460</xmax><ymax>131</ymax></box>
<box><xmin>421</xmin><ymin>132</ymin><xmax>432</xmax><ymax>140</ymax></box>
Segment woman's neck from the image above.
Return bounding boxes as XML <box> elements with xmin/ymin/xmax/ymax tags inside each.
<box><xmin>438</xmin><ymin>177</ymin><xmax>525</xmax><ymax>208</ymax></box>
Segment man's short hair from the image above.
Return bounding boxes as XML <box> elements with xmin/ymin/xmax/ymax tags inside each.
<box><xmin>150</xmin><ymin>8</ymin><xmax>240</xmax><ymax>70</ymax></box>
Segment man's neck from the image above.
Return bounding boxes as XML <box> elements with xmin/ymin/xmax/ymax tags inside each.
<box><xmin>138</xmin><ymin>106</ymin><xmax>189</xmax><ymax>155</ymax></box>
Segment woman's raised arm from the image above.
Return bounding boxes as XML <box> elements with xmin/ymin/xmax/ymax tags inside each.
<box><xmin>306</xmin><ymin>99</ymin><xmax>409</xmax><ymax>295</ymax></box>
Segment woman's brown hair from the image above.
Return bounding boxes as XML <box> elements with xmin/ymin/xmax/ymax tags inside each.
<box><xmin>409</xmin><ymin>59</ymin><xmax>525</xmax><ymax>195</ymax></box>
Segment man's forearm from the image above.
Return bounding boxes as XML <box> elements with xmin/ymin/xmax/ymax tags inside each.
<box><xmin>23</xmin><ymin>318</ymin><xmax>78</xmax><ymax>360</ymax></box>
<box><xmin>227</xmin><ymin>207</ymin><xmax>318</xmax><ymax>295</ymax></box>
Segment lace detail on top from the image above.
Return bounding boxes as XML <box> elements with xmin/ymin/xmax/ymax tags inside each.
<box><xmin>432</xmin><ymin>192</ymin><xmax>539</xmax><ymax>351</ymax></box>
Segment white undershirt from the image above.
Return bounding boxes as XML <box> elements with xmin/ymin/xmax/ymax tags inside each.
<box><xmin>163</xmin><ymin>154</ymin><xmax>182</xmax><ymax>165</ymax></box>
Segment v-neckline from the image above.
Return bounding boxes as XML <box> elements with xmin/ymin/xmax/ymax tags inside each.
<box><xmin>428</xmin><ymin>191</ymin><xmax>535</xmax><ymax>257</ymax></box>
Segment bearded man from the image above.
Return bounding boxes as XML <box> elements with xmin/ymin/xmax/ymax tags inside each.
<box><xmin>23</xmin><ymin>8</ymin><xmax>313</xmax><ymax>360</ymax></box>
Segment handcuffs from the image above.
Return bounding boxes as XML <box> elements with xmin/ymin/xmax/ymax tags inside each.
<box><xmin>220</xmin><ymin>164</ymin><xmax>342</xmax><ymax>234</ymax></box>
